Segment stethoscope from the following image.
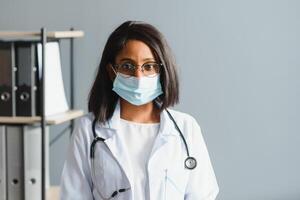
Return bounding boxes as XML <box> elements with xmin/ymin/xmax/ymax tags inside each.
<box><xmin>90</xmin><ymin>109</ymin><xmax>197</xmax><ymax>199</ymax></box>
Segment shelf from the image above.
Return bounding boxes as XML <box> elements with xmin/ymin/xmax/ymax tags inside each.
<box><xmin>47</xmin><ymin>186</ymin><xmax>60</xmax><ymax>200</ymax></box>
<box><xmin>0</xmin><ymin>110</ymin><xmax>84</xmax><ymax>125</ymax></box>
<box><xmin>0</xmin><ymin>30</ymin><xmax>84</xmax><ymax>39</ymax></box>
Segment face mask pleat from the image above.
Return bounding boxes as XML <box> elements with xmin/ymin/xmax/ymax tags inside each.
<box><xmin>112</xmin><ymin>73</ymin><xmax>163</xmax><ymax>106</ymax></box>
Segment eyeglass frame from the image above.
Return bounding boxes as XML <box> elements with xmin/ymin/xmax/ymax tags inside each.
<box><xmin>111</xmin><ymin>61</ymin><xmax>163</xmax><ymax>77</ymax></box>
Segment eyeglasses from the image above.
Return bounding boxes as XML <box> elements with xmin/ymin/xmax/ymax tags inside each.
<box><xmin>113</xmin><ymin>61</ymin><xmax>162</xmax><ymax>77</ymax></box>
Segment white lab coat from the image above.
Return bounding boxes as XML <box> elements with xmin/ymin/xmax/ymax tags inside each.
<box><xmin>60</xmin><ymin>103</ymin><xmax>219</xmax><ymax>200</ymax></box>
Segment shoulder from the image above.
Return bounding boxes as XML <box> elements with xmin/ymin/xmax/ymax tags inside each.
<box><xmin>76</xmin><ymin>112</ymin><xmax>95</xmax><ymax>127</ymax></box>
<box><xmin>165</xmin><ymin>108</ymin><xmax>203</xmax><ymax>143</ymax></box>
<box><xmin>166</xmin><ymin>108</ymin><xmax>199</xmax><ymax>127</ymax></box>
<box><xmin>70</xmin><ymin>112</ymin><xmax>95</xmax><ymax>146</ymax></box>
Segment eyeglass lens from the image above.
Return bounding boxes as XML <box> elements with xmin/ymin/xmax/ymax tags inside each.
<box><xmin>115</xmin><ymin>62</ymin><xmax>160</xmax><ymax>76</ymax></box>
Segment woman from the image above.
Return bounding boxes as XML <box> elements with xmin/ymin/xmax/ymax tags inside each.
<box><xmin>60</xmin><ymin>21</ymin><xmax>219</xmax><ymax>200</ymax></box>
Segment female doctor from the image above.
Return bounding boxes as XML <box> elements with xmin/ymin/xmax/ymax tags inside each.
<box><xmin>60</xmin><ymin>21</ymin><xmax>219</xmax><ymax>200</ymax></box>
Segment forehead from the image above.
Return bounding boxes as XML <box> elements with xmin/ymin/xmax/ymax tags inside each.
<box><xmin>115</xmin><ymin>40</ymin><xmax>155</xmax><ymax>62</ymax></box>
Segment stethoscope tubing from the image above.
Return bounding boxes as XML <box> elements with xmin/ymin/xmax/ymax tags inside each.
<box><xmin>90</xmin><ymin>109</ymin><xmax>196</xmax><ymax>170</ymax></box>
<box><xmin>165</xmin><ymin>109</ymin><xmax>190</xmax><ymax>157</ymax></box>
<box><xmin>91</xmin><ymin>119</ymin><xmax>130</xmax><ymax>199</ymax></box>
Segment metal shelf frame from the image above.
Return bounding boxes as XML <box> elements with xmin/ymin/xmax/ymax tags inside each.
<box><xmin>40</xmin><ymin>27</ymin><xmax>78</xmax><ymax>200</ymax></box>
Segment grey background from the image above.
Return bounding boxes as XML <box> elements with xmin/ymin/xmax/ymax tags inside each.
<box><xmin>1</xmin><ymin>0</ymin><xmax>299</xmax><ymax>199</ymax></box>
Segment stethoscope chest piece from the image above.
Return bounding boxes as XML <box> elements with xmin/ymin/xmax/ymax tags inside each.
<box><xmin>185</xmin><ymin>157</ymin><xmax>197</xmax><ymax>170</ymax></box>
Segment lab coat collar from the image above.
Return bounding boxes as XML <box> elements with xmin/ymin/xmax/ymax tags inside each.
<box><xmin>93</xmin><ymin>101</ymin><xmax>121</xmax><ymax>140</ymax></box>
<box><xmin>96</xmin><ymin>100</ymin><xmax>177</xmax><ymax>138</ymax></box>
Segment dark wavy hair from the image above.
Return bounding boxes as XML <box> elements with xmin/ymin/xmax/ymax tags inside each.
<box><xmin>88</xmin><ymin>21</ymin><xmax>179</xmax><ymax>123</ymax></box>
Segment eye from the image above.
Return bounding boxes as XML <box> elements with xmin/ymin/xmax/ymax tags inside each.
<box><xmin>120</xmin><ymin>62</ymin><xmax>135</xmax><ymax>71</ymax></box>
<box><xmin>143</xmin><ymin>63</ymin><xmax>157</xmax><ymax>71</ymax></box>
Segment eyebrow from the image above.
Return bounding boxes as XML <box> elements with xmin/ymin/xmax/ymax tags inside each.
<box><xmin>119</xmin><ymin>57</ymin><xmax>156</xmax><ymax>63</ymax></box>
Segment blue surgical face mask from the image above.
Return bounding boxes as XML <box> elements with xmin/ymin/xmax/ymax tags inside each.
<box><xmin>112</xmin><ymin>73</ymin><xmax>163</xmax><ymax>106</ymax></box>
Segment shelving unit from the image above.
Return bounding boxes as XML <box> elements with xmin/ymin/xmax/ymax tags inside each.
<box><xmin>0</xmin><ymin>29</ymin><xmax>84</xmax><ymax>200</ymax></box>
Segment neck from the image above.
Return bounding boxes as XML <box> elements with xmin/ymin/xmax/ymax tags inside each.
<box><xmin>120</xmin><ymin>99</ymin><xmax>160</xmax><ymax>123</ymax></box>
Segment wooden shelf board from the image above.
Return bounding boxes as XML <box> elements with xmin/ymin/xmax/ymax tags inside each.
<box><xmin>46</xmin><ymin>110</ymin><xmax>84</xmax><ymax>124</ymax></box>
<box><xmin>0</xmin><ymin>30</ymin><xmax>84</xmax><ymax>39</ymax></box>
<box><xmin>0</xmin><ymin>110</ymin><xmax>84</xmax><ymax>125</ymax></box>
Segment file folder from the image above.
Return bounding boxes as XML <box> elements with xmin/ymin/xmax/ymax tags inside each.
<box><xmin>0</xmin><ymin>126</ymin><xmax>6</xmax><ymax>200</ymax></box>
<box><xmin>3</xmin><ymin>125</ymin><xmax>50</xmax><ymax>200</ymax></box>
<box><xmin>23</xmin><ymin>126</ymin><xmax>41</xmax><ymax>200</ymax></box>
<box><xmin>0</xmin><ymin>42</ymin><xmax>16</xmax><ymax>116</ymax></box>
<box><xmin>15</xmin><ymin>42</ymin><xmax>37</xmax><ymax>116</ymax></box>
<box><xmin>37</xmin><ymin>41</ymin><xmax>69</xmax><ymax>116</ymax></box>
<box><xmin>6</xmin><ymin>126</ymin><xmax>24</xmax><ymax>200</ymax></box>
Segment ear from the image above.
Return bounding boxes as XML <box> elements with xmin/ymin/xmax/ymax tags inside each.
<box><xmin>106</xmin><ymin>63</ymin><xmax>116</xmax><ymax>81</ymax></box>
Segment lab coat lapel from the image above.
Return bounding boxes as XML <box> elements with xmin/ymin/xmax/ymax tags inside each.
<box><xmin>146</xmin><ymin>109</ymin><xmax>179</xmax><ymax>200</ymax></box>
<box><xmin>95</xmin><ymin>102</ymin><xmax>135</xmax><ymax>195</ymax></box>
<box><xmin>147</xmin><ymin>109</ymin><xmax>178</xmax><ymax>171</ymax></box>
